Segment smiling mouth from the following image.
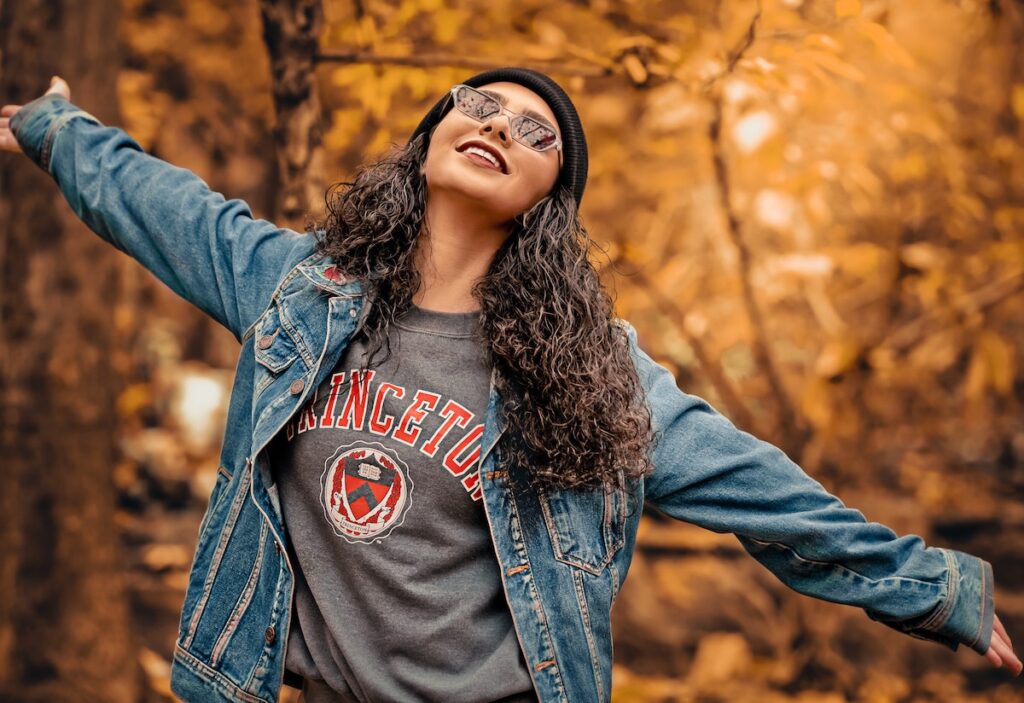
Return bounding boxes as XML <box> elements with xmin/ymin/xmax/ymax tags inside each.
<box><xmin>455</xmin><ymin>141</ymin><xmax>508</xmax><ymax>174</ymax></box>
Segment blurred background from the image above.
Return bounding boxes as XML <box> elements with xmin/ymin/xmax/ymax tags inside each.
<box><xmin>1</xmin><ymin>0</ymin><xmax>1022</xmax><ymax>701</ymax></box>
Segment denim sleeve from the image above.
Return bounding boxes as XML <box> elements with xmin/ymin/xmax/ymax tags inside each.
<box><xmin>9</xmin><ymin>93</ymin><xmax>313</xmax><ymax>342</ymax></box>
<box><xmin>624</xmin><ymin>322</ymin><xmax>995</xmax><ymax>656</ymax></box>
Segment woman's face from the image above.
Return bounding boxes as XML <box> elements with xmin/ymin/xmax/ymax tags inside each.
<box><xmin>420</xmin><ymin>81</ymin><xmax>563</xmax><ymax>223</ymax></box>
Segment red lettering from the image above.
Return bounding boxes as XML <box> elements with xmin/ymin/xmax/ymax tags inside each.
<box><xmin>461</xmin><ymin>468</ymin><xmax>480</xmax><ymax>495</ymax></box>
<box><xmin>393</xmin><ymin>390</ymin><xmax>441</xmax><ymax>447</ymax></box>
<box><xmin>297</xmin><ymin>387</ymin><xmax>320</xmax><ymax>434</ymax></box>
<box><xmin>368</xmin><ymin>383</ymin><xmax>404</xmax><ymax>435</ymax></box>
<box><xmin>443</xmin><ymin>423</ymin><xmax>484</xmax><ymax>476</ymax></box>
<box><xmin>335</xmin><ymin>369</ymin><xmax>376</xmax><ymax>430</ymax></box>
<box><xmin>421</xmin><ymin>400</ymin><xmax>473</xmax><ymax>457</ymax></box>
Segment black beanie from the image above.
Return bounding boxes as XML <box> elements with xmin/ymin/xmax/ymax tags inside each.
<box><xmin>409</xmin><ymin>67</ymin><xmax>588</xmax><ymax>207</ymax></box>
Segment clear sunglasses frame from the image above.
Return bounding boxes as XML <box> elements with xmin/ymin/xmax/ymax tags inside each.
<box><xmin>448</xmin><ymin>84</ymin><xmax>563</xmax><ymax>154</ymax></box>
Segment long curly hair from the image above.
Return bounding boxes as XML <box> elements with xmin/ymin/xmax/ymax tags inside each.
<box><xmin>311</xmin><ymin>132</ymin><xmax>656</xmax><ymax>494</ymax></box>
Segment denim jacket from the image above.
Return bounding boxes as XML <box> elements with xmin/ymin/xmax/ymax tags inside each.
<box><xmin>12</xmin><ymin>94</ymin><xmax>995</xmax><ymax>703</ymax></box>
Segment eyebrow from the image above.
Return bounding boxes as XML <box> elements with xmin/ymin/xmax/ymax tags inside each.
<box><xmin>480</xmin><ymin>89</ymin><xmax>557</xmax><ymax>131</ymax></box>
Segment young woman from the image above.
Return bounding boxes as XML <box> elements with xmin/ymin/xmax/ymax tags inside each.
<box><xmin>2</xmin><ymin>69</ymin><xmax>1019</xmax><ymax>703</ymax></box>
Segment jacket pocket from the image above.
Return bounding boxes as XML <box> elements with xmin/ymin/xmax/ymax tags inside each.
<box><xmin>197</xmin><ymin>465</ymin><xmax>234</xmax><ymax>539</ymax></box>
<box><xmin>539</xmin><ymin>478</ymin><xmax>627</xmax><ymax>576</ymax></box>
<box><xmin>253</xmin><ymin>301</ymin><xmax>300</xmax><ymax>375</ymax></box>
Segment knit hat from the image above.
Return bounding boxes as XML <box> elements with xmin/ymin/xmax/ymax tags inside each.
<box><xmin>409</xmin><ymin>67</ymin><xmax>589</xmax><ymax>206</ymax></box>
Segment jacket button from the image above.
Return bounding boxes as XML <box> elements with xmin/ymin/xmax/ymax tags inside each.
<box><xmin>265</xmin><ymin>626</ymin><xmax>276</xmax><ymax>645</ymax></box>
<box><xmin>289</xmin><ymin>379</ymin><xmax>305</xmax><ymax>395</ymax></box>
<box><xmin>257</xmin><ymin>334</ymin><xmax>275</xmax><ymax>349</ymax></box>
<box><xmin>349</xmin><ymin>308</ymin><xmax>357</xmax><ymax>318</ymax></box>
<box><xmin>274</xmin><ymin>541</ymin><xmax>282</xmax><ymax>554</ymax></box>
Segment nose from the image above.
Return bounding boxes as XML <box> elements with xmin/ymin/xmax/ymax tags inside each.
<box><xmin>479</xmin><ymin>115</ymin><xmax>512</xmax><ymax>147</ymax></box>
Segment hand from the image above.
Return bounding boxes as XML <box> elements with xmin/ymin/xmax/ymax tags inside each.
<box><xmin>984</xmin><ymin>613</ymin><xmax>1022</xmax><ymax>676</ymax></box>
<box><xmin>0</xmin><ymin>75</ymin><xmax>71</xmax><ymax>154</ymax></box>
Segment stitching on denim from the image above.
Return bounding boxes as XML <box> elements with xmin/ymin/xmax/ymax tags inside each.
<box><xmin>539</xmin><ymin>487</ymin><xmax>621</xmax><ymax>576</ymax></box>
<box><xmin>538</xmin><ymin>489</ymin><xmax>603</xmax><ymax>575</ymax></box>
<box><xmin>571</xmin><ymin>568</ymin><xmax>606</xmax><ymax>703</ymax></box>
<box><xmin>40</xmin><ymin>109</ymin><xmax>99</xmax><ymax>174</ymax></box>
<box><xmin>211</xmin><ymin>518</ymin><xmax>270</xmax><ymax>666</ymax></box>
<box><xmin>917</xmin><ymin>548</ymin><xmax>958</xmax><ymax>632</ymax></box>
<box><xmin>247</xmin><ymin>455</ymin><xmax>297</xmax><ymax>698</ymax></box>
<box><xmin>296</xmin><ymin>261</ymin><xmax>361</xmax><ymax>297</ymax></box>
<box><xmin>241</xmin><ymin>253</ymin><xmax>315</xmax><ymax>342</ymax></box>
<box><xmin>197</xmin><ymin>471</ymin><xmax>232</xmax><ymax>539</ymax></box>
<box><xmin>969</xmin><ymin>556</ymin><xmax>986</xmax><ymax>648</ymax></box>
<box><xmin>506</xmin><ymin>487</ymin><xmax>569</xmax><ymax>702</ymax></box>
<box><xmin>254</xmin><ymin>309</ymin><xmax>299</xmax><ymax>375</ymax></box>
<box><xmin>606</xmin><ymin>556</ymin><xmax>622</xmax><ymax>601</ymax></box>
<box><xmin>184</xmin><ymin>464</ymin><xmax>252</xmax><ymax>648</ymax></box>
<box><xmin>744</xmin><ymin>536</ymin><xmax>949</xmax><ymax>590</ymax></box>
<box><xmin>276</xmin><ymin>296</ymin><xmax>316</xmax><ymax>369</ymax></box>
<box><xmin>173</xmin><ymin>644</ymin><xmax>268</xmax><ymax>703</ymax></box>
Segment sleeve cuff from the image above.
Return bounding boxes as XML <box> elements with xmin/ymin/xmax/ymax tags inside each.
<box><xmin>932</xmin><ymin>549</ymin><xmax>995</xmax><ymax>656</ymax></box>
<box><xmin>9</xmin><ymin>93</ymin><xmax>101</xmax><ymax>173</ymax></box>
<box><xmin>872</xmin><ymin>548</ymin><xmax>994</xmax><ymax>655</ymax></box>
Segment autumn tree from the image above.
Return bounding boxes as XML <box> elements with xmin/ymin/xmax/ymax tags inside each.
<box><xmin>0</xmin><ymin>0</ymin><xmax>141</xmax><ymax>700</ymax></box>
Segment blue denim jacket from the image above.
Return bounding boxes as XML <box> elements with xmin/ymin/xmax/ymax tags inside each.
<box><xmin>12</xmin><ymin>94</ymin><xmax>995</xmax><ymax>703</ymax></box>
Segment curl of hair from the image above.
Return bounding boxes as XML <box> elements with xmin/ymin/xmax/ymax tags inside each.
<box><xmin>311</xmin><ymin>133</ymin><xmax>656</xmax><ymax>494</ymax></box>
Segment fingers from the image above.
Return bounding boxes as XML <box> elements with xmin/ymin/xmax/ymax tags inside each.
<box><xmin>986</xmin><ymin>640</ymin><xmax>1003</xmax><ymax>668</ymax></box>
<box><xmin>1</xmin><ymin>104</ymin><xmax>20</xmax><ymax>117</ymax></box>
<box><xmin>994</xmin><ymin>613</ymin><xmax>1013</xmax><ymax>648</ymax></box>
<box><xmin>987</xmin><ymin>627</ymin><xmax>1023</xmax><ymax>676</ymax></box>
<box><xmin>44</xmin><ymin>75</ymin><xmax>71</xmax><ymax>101</ymax></box>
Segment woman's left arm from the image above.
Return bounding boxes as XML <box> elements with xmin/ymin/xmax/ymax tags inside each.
<box><xmin>622</xmin><ymin>321</ymin><xmax>1020</xmax><ymax>674</ymax></box>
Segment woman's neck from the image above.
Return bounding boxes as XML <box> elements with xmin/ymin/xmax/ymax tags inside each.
<box><xmin>412</xmin><ymin>192</ymin><xmax>509</xmax><ymax>313</ymax></box>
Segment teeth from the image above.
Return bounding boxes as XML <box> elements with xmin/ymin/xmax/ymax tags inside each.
<box><xmin>465</xmin><ymin>146</ymin><xmax>501</xmax><ymax>170</ymax></box>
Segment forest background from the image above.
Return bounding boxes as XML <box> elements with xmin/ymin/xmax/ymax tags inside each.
<box><xmin>1</xmin><ymin>0</ymin><xmax>1022</xmax><ymax>701</ymax></box>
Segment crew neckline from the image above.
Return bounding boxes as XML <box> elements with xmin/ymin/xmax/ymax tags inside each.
<box><xmin>394</xmin><ymin>303</ymin><xmax>481</xmax><ymax>338</ymax></box>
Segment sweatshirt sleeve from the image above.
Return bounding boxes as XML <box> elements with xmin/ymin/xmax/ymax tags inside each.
<box><xmin>623</xmin><ymin>321</ymin><xmax>995</xmax><ymax>655</ymax></box>
<box><xmin>9</xmin><ymin>92</ymin><xmax>313</xmax><ymax>342</ymax></box>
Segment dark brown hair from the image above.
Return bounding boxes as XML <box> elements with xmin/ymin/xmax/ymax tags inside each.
<box><xmin>311</xmin><ymin>133</ymin><xmax>655</xmax><ymax>493</ymax></box>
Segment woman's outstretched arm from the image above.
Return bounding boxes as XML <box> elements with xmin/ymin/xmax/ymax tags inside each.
<box><xmin>1</xmin><ymin>77</ymin><xmax>314</xmax><ymax>342</ymax></box>
<box><xmin>621</xmin><ymin>321</ymin><xmax>1021</xmax><ymax>675</ymax></box>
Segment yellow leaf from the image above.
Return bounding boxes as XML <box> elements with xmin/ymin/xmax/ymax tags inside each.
<box><xmin>1012</xmin><ymin>84</ymin><xmax>1024</xmax><ymax>120</ymax></box>
<box><xmin>807</xmin><ymin>49</ymin><xmax>865</xmax><ymax>83</ymax></box>
<box><xmin>815</xmin><ymin>338</ymin><xmax>861</xmax><ymax>378</ymax></box>
<box><xmin>908</xmin><ymin>330</ymin><xmax>961</xmax><ymax>374</ymax></box>
<box><xmin>835</xmin><ymin>0</ymin><xmax>861</xmax><ymax>19</ymax></box>
<box><xmin>899</xmin><ymin>243</ymin><xmax>947</xmax><ymax>270</ymax></box>
<box><xmin>888</xmin><ymin>152</ymin><xmax>927</xmax><ymax>184</ymax></box>
<box><xmin>975</xmin><ymin>330</ymin><xmax>1016</xmax><ymax>396</ymax></box>
<box><xmin>623</xmin><ymin>54</ymin><xmax>648</xmax><ymax>85</ymax></box>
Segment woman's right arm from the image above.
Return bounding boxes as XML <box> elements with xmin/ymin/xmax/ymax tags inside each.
<box><xmin>1</xmin><ymin>78</ymin><xmax>314</xmax><ymax>343</ymax></box>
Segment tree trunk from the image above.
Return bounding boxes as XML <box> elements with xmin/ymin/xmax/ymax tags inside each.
<box><xmin>261</xmin><ymin>0</ymin><xmax>326</xmax><ymax>228</ymax></box>
<box><xmin>0</xmin><ymin>1</ymin><xmax>141</xmax><ymax>701</ymax></box>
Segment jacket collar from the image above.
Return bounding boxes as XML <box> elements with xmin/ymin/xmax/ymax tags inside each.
<box><xmin>297</xmin><ymin>256</ymin><xmax>365</xmax><ymax>298</ymax></box>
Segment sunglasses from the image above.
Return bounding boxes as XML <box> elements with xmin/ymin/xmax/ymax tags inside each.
<box><xmin>448</xmin><ymin>84</ymin><xmax>563</xmax><ymax>154</ymax></box>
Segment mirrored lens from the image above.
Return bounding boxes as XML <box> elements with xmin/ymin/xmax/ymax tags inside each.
<box><xmin>453</xmin><ymin>86</ymin><xmax>501</xmax><ymax>121</ymax></box>
<box><xmin>513</xmin><ymin>117</ymin><xmax>558</xmax><ymax>150</ymax></box>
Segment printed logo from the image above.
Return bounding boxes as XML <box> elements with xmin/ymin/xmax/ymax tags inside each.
<box><xmin>320</xmin><ymin>441</ymin><xmax>413</xmax><ymax>543</ymax></box>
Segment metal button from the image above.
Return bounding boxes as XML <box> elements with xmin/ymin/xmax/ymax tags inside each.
<box><xmin>257</xmin><ymin>334</ymin><xmax>274</xmax><ymax>350</ymax></box>
<box><xmin>289</xmin><ymin>379</ymin><xmax>305</xmax><ymax>395</ymax></box>
<box><xmin>264</xmin><ymin>626</ymin><xmax>276</xmax><ymax>645</ymax></box>
<box><xmin>349</xmin><ymin>308</ymin><xmax>357</xmax><ymax>318</ymax></box>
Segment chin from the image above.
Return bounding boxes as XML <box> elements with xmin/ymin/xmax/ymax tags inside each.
<box><xmin>430</xmin><ymin>168</ymin><xmax>513</xmax><ymax>208</ymax></box>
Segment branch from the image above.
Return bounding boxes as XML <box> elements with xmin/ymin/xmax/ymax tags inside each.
<box><xmin>702</xmin><ymin>4</ymin><xmax>809</xmax><ymax>458</ymax></box>
<box><xmin>315</xmin><ymin>49</ymin><xmax>613</xmax><ymax>77</ymax></box>
<box><xmin>877</xmin><ymin>271</ymin><xmax>1024</xmax><ymax>353</ymax></box>
<box><xmin>627</xmin><ymin>265</ymin><xmax>762</xmax><ymax>436</ymax></box>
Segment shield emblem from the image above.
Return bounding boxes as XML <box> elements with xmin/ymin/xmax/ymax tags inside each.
<box><xmin>321</xmin><ymin>442</ymin><xmax>412</xmax><ymax>543</ymax></box>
